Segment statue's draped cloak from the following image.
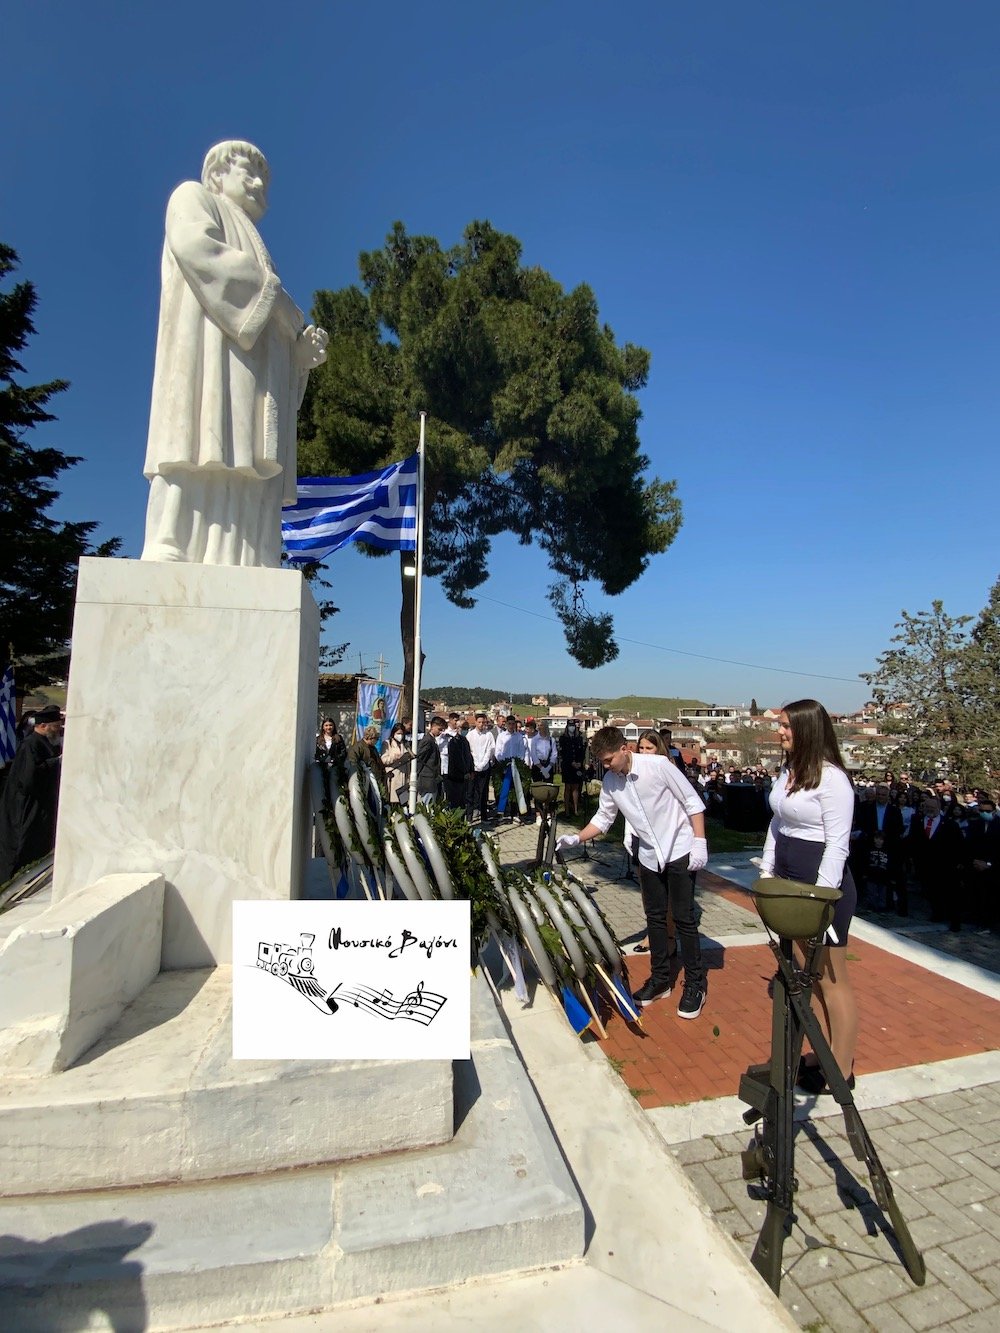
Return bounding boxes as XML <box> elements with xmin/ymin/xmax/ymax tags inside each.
<box><xmin>143</xmin><ymin>181</ymin><xmax>306</xmax><ymax>505</ymax></box>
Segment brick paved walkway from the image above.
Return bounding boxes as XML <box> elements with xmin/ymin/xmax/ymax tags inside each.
<box><xmin>491</xmin><ymin>816</ymin><xmax>1000</xmax><ymax>1330</ymax></box>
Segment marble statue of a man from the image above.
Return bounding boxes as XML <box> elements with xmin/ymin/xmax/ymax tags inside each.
<box><xmin>141</xmin><ymin>141</ymin><xmax>328</xmax><ymax>567</ymax></box>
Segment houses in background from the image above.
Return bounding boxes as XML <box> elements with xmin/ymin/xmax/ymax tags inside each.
<box><xmin>346</xmin><ymin>680</ymin><xmax>902</xmax><ymax>775</ymax></box>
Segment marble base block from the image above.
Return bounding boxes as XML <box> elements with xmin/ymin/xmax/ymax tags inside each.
<box><xmin>52</xmin><ymin>558</ymin><xmax>319</xmax><ymax>969</ymax></box>
<box><xmin>0</xmin><ymin>873</ymin><xmax>163</xmax><ymax>1075</ymax></box>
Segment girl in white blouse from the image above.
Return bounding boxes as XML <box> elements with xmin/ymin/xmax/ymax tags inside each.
<box><xmin>760</xmin><ymin>698</ymin><xmax>858</xmax><ymax>1094</ymax></box>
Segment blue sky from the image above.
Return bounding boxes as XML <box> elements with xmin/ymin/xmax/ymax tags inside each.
<box><xmin>4</xmin><ymin>1</ymin><xmax>999</xmax><ymax>712</ymax></box>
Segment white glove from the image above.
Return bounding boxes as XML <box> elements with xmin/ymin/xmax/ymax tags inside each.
<box><xmin>688</xmin><ymin>837</ymin><xmax>708</xmax><ymax>871</ymax></box>
<box><xmin>555</xmin><ymin>834</ymin><xmax>581</xmax><ymax>852</ymax></box>
<box><xmin>749</xmin><ymin>856</ymin><xmax>773</xmax><ymax>878</ymax></box>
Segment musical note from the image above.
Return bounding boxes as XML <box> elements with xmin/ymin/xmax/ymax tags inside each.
<box><xmin>336</xmin><ymin>980</ymin><xmax>447</xmax><ymax>1027</ymax></box>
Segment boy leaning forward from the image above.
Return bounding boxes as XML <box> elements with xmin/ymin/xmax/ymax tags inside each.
<box><xmin>556</xmin><ymin>725</ymin><xmax>709</xmax><ymax>1019</ymax></box>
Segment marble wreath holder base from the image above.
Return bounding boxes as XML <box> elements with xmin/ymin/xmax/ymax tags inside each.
<box><xmin>52</xmin><ymin>556</ymin><xmax>320</xmax><ymax>970</ymax></box>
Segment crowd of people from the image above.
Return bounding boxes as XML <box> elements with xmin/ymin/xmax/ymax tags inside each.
<box><xmin>845</xmin><ymin>773</ymin><xmax>999</xmax><ymax>933</ymax></box>
<box><xmin>314</xmin><ymin>716</ymin><xmax>998</xmax><ymax>940</ymax></box>
<box><xmin>317</xmin><ymin>711</ymin><xmax>595</xmax><ymax>823</ymax></box>
<box><xmin>314</xmin><ymin>703</ymin><xmax>997</xmax><ymax>1094</ymax></box>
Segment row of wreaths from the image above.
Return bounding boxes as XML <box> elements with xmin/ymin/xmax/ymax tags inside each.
<box><xmin>310</xmin><ymin>759</ymin><xmax>641</xmax><ymax>1036</ymax></box>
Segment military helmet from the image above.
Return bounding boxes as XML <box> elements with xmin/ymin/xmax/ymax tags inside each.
<box><xmin>750</xmin><ymin>877</ymin><xmax>841</xmax><ymax>940</ymax></box>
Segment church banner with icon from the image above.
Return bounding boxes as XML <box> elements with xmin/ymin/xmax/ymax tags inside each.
<box><xmin>355</xmin><ymin>679</ymin><xmax>402</xmax><ymax>749</ymax></box>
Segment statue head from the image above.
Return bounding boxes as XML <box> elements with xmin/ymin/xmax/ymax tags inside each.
<box><xmin>201</xmin><ymin>140</ymin><xmax>270</xmax><ymax>222</ymax></box>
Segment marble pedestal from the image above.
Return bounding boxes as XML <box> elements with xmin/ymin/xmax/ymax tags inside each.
<box><xmin>52</xmin><ymin>558</ymin><xmax>319</xmax><ymax>969</ymax></box>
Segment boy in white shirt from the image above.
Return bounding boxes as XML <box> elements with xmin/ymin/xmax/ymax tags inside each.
<box><xmin>557</xmin><ymin>725</ymin><xmax>709</xmax><ymax>1018</ymax></box>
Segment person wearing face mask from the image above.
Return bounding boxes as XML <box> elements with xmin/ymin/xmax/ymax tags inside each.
<box><xmin>559</xmin><ymin>720</ymin><xmax>587</xmax><ymax>816</ymax></box>
<box><xmin>964</xmin><ymin>796</ymin><xmax>999</xmax><ymax>928</ymax></box>
<box><xmin>934</xmin><ymin>780</ymin><xmax>961</xmax><ymax>822</ymax></box>
<box><xmin>381</xmin><ymin>724</ymin><xmax>413</xmax><ymax>806</ymax></box>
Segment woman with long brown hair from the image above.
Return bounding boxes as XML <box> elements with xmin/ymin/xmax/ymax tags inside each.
<box><xmin>759</xmin><ymin>698</ymin><xmax>858</xmax><ymax>1094</ymax></box>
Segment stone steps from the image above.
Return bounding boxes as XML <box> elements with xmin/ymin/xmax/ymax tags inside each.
<box><xmin>0</xmin><ymin>975</ymin><xmax>584</xmax><ymax>1329</ymax></box>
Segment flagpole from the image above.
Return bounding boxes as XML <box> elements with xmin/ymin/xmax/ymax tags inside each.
<box><xmin>406</xmin><ymin>412</ymin><xmax>427</xmax><ymax>815</ymax></box>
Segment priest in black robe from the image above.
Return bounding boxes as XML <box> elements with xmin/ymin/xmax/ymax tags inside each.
<box><xmin>0</xmin><ymin>705</ymin><xmax>63</xmax><ymax>884</ymax></box>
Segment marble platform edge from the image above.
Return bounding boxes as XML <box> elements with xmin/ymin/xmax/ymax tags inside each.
<box><xmin>0</xmin><ymin>967</ymin><xmax>454</xmax><ymax>1197</ymax></box>
<box><xmin>0</xmin><ymin>975</ymin><xmax>585</xmax><ymax>1331</ymax></box>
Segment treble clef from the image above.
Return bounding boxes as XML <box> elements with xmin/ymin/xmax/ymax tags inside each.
<box><xmin>403</xmin><ymin>980</ymin><xmax>424</xmax><ymax>1014</ymax></box>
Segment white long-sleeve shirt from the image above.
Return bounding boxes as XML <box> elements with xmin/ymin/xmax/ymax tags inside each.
<box><xmin>760</xmin><ymin>763</ymin><xmax>854</xmax><ymax>889</ymax></box>
<box><xmin>525</xmin><ymin>733</ymin><xmax>556</xmax><ymax>775</ymax></box>
<box><xmin>438</xmin><ymin>727</ymin><xmax>458</xmax><ymax>776</ymax></box>
<box><xmin>495</xmin><ymin>730</ymin><xmax>527</xmax><ymax>764</ymax></box>
<box><xmin>591</xmin><ymin>753</ymin><xmax>705</xmax><ymax>872</ymax></box>
<box><xmin>468</xmin><ymin>729</ymin><xmax>496</xmax><ymax>772</ymax></box>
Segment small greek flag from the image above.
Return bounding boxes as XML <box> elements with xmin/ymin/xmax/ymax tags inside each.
<box><xmin>608</xmin><ymin>972</ymin><xmax>642</xmax><ymax>1023</ymax></box>
<box><xmin>282</xmin><ymin>455</ymin><xmax>418</xmax><ymax>564</ymax></box>
<box><xmin>0</xmin><ymin>665</ymin><xmax>16</xmax><ymax>764</ymax></box>
<box><xmin>561</xmin><ymin>985</ymin><xmax>593</xmax><ymax>1037</ymax></box>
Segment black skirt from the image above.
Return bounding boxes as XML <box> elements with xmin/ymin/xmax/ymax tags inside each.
<box><xmin>774</xmin><ymin>831</ymin><xmax>857</xmax><ymax>946</ymax></box>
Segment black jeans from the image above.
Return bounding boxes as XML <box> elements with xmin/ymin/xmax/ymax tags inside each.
<box><xmin>471</xmin><ymin>769</ymin><xmax>492</xmax><ymax>818</ymax></box>
<box><xmin>638</xmin><ymin>855</ymin><xmax>705</xmax><ymax>990</ymax></box>
<box><xmin>442</xmin><ymin>775</ymin><xmax>470</xmax><ymax>811</ymax></box>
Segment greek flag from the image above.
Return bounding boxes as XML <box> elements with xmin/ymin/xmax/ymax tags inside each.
<box><xmin>1</xmin><ymin>666</ymin><xmax>16</xmax><ymax>765</ymax></box>
<box><xmin>281</xmin><ymin>455</ymin><xmax>418</xmax><ymax>564</ymax></box>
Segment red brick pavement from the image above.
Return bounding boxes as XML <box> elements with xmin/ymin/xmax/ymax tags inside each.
<box><xmin>602</xmin><ymin>879</ymin><xmax>1000</xmax><ymax>1110</ymax></box>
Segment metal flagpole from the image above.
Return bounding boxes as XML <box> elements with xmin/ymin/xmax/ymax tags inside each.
<box><xmin>406</xmin><ymin>412</ymin><xmax>427</xmax><ymax>815</ymax></box>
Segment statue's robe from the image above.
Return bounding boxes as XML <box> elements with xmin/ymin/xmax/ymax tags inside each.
<box><xmin>141</xmin><ymin>181</ymin><xmax>308</xmax><ymax>566</ymax></box>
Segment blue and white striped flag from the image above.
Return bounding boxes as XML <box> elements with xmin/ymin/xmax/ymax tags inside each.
<box><xmin>0</xmin><ymin>666</ymin><xmax>16</xmax><ymax>765</ymax></box>
<box><xmin>281</xmin><ymin>455</ymin><xmax>418</xmax><ymax>564</ymax></box>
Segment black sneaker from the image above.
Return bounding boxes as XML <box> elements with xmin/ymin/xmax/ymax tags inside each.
<box><xmin>677</xmin><ymin>982</ymin><xmax>706</xmax><ymax>1019</ymax></box>
<box><xmin>632</xmin><ymin>979</ymin><xmax>672</xmax><ymax>1005</ymax></box>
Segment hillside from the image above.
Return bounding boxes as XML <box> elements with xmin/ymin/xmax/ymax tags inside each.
<box><xmin>424</xmin><ymin>686</ymin><xmax>708</xmax><ymax>717</ymax></box>
<box><xmin>600</xmin><ymin>696</ymin><xmax>708</xmax><ymax>718</ymax></box>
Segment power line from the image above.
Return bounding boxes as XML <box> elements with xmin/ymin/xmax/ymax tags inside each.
<box><xmin>474</xmin><ymin>594</ymin><xmax>862</xmax><ymax>685</ymax></box>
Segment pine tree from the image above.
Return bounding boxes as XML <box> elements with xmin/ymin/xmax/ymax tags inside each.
<box><xmin>0</xmin><ymin>244</ymin><xmax>120</xmax><ymax>696</ymax></box>
<box><xmin>301</xmin><ymin>220</ymin><xmax>682</xmax><ymax>715</ymax></box>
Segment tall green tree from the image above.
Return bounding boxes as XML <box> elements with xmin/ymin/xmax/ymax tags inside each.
<box><xmin>957</xmin><ymin>574</ymin><xmax>1000</xmax><ymax>785</ymax></box>
<box><xmin>300</xmin><ymin>221</ymin><xmax>681</xmax><ymax>715</ymax></box>
<box><xmin>861</xmin><ymin>599</ymin><xmax>977</xmax><ymax>784</ymax></box>
<box><xmin>0</xmin><ymin>244</ymin><xmax>119</xmax><ymax>696</ymax></box>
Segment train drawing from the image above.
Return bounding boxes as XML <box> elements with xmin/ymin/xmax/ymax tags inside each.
<box><xmin>256</xmin><ymin>933</ymin><xmax>338</xmax><ymax>1013</ymax></box>
<box><xmin>257</xmin><ymin>933</ymin><xmax>316</xmax><ymax>977</ymax></box>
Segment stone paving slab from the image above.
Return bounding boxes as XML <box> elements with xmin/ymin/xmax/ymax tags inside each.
<box><xmin>668</xmin><ymin>1092</ymin><xmax>1000</xmax><ymax>1331</ymax></box>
